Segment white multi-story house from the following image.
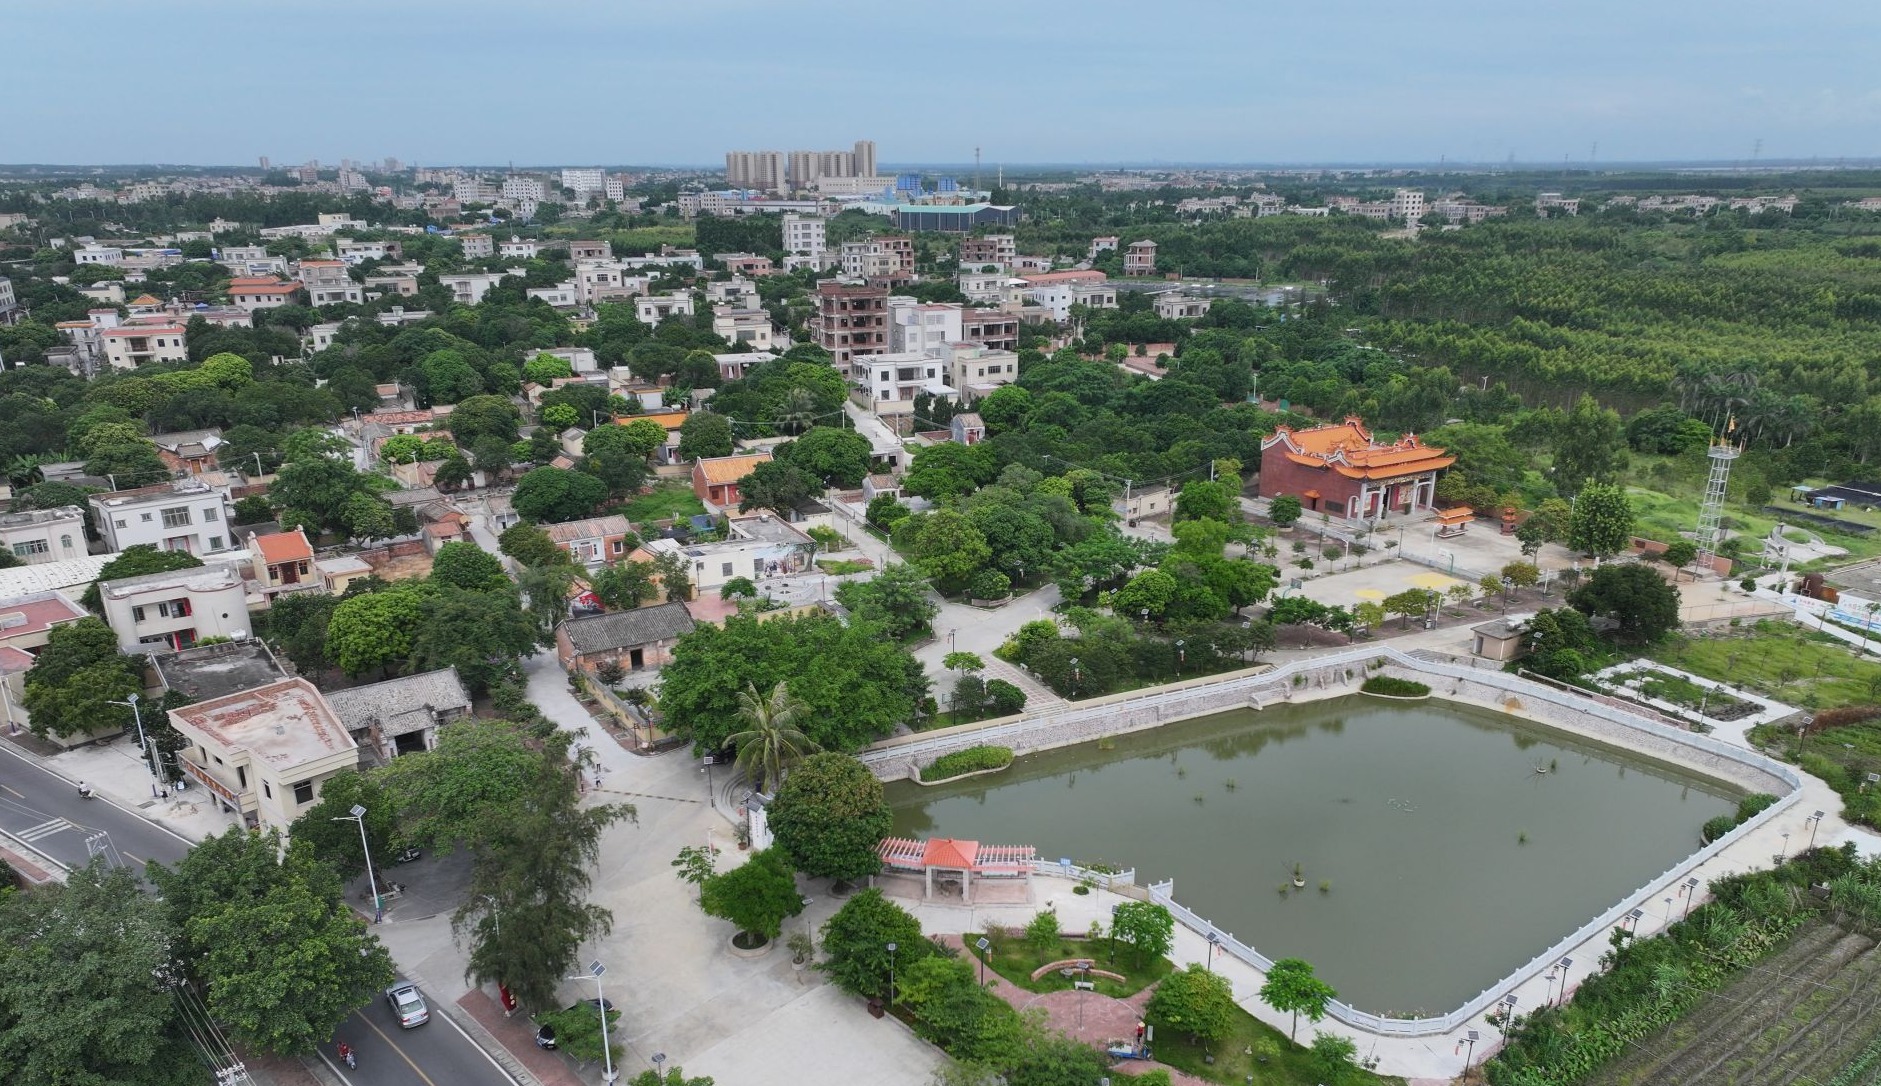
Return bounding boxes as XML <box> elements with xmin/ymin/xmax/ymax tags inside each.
<box><xmin>457</xmin><ymin>233</ymin><xmax>494</xmax><ymax>258</ymax></box>
<box><xmin>887</xmin><ymin>299</ymin><xmax>963</xmax><ymax>354</ymax></box>
<box><xmin>0</xmin><ymin>276</ymin><xmax>19</xmax><ymax>325</ymax></box>
<box><xmin>1390</xmin><ymin>189</ymin><xmax>1426</xmax><ymax>223</ymax></box>
<box><xmin>0</xmin><ymin>506</ymin><xmax>88</xmax><ymax>565</ymax></box>
<box><xmin>574</xmin><ymin>261</ymin><xmax>647</xmax><ymax>305</ymax></box>
<box><xmin>526</xmin><ymin>282</ymin><xmax>579</xmax><ymax>308</ymax></box>
<box><xmin>499</xmin><ymin>236</ymin><xmax>540</xmax><ymax>260</ymax></box>
<box><xmin>635</xmin><ymin>292</ymin><xmax>694</xmax><ymax>325</ymax></box>
<box><xmin>501</xmin><ymin>177</ymin><xmax>545</xmax><ymax>204</ymax></box>
<box><xmin>706</xmin><ymin>277</ymin><xmax>760</xmax><ymax>309</ymax></box>
<box><xmin>98</xmin><ymin>562</ymin><xmax>251</xmax><ymax>653</ymax></box>
<box><xmin>438</xmin><ymin>271</ymin><xmax>515</xmax><ymax>306</ymax></box>
<box><xmin>782</xmin><ymin>213</ymin><xmax>827</xmax><ymax>270</ymax></box>
<box><xmin>1152</xmin><ymin>293</ymin><xmax>1213</xmax><ymax>320</ymax></box>
<box><xmin>91</xmin><ymin>478</ymin><xmax>234</xmax><ymax>556</ymax></box>
<box><xmin>296</xmin><ymin>260</ymin><xmax>362</xmax><ymax>306</ymax></box>
<box><xmin>942</xmin><ymin>344</ymin><xmax>1019</xmax><ymax>404</ymax></box>
<box><xmin>74</xmin><ymin>245</ymin><xmax>124</xmax><ymax>266</ymax></box>
<box><xmin>852</xmin><ymin>351</ymin><xmax>955</xmax><ymax>419</ymax></box>
<box><xmin>101</xmin><ymin>324</ymin><xmax>189</xmax><ymax>369</ymax></box>
<box><xmin>169</xmin><ymin>678</ymin><xmax>359</xmax><ymax>833</ymax></box>
<box><xmin>218</xmin><ymin>246</ymin><xmax>289</xmax><ymax>278</ymax></box>
<box><xmin>957</xmin><ymin>267</ymin><xmax>1008</xmax><ymax>304</ymax></box>
<box><xmin>561</xmin><ymin>168</ymin><xmax>605</xmax><ymax>199</ymax></box>
<box><xmin>711</xmin><ymin>307</ymin><xmax>774</xmax><ymax>351</ymax></box>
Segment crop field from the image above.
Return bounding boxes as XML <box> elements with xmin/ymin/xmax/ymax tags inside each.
<box><xmin>1584</xmin><ymin>919</ymin><xmax>1881</xmax><ymax>1086</ymax></box>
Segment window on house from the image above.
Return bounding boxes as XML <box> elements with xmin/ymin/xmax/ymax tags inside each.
<box><xmin>236</xmin><ymin>766</ymin><xmax>246</xmax><ymax>789</ymax></box>
<box><xmin>208</xmin><ymin>537</ymin><xmax>223</xmax><ymax>551</ymax></box>
<box><xmin>262</xmin><ymin>781</ymin><xmax>271</xmax><ymax>799</ymax></box>
<box><xmin>115</xmin><ymin>519</ymin><xmax>127</xmax><ymax>529</ymax></box>
<box><xmin>132</xmin><ymin>606</ymin><xmax>146</xmax><ymax>622</ymax></box>
<box><xmin>11</xmin><ymin>540</ymin><xmax>48</xmax><ymax>557</ymax></box>
<box><xmin>141</xmin><ymin>512</ymin><xmax>154</xmax><ymax>523</ymax></box>
<box><xmin>721</xmin><ymin>562</ymin><xmax>733</xmax><ymax>577</ymax></box>
<box><xmin>161</xmin><ymin>507</ymin><xmax>191</xmax><ymax>528</ymax></box>
<box><xmin>293</xmin><ymin>780</ymin><xmax>314</xmax><ymax>805</ymax></box>
<box><xmin>60</xmin><ymin>535</ymin><xmax>72</xmax><ymax>550</ymax></box>
<box><xmin>203</xmin><ymin>507</ymin><xmax>219</xmax><ymax>522</ymax></box>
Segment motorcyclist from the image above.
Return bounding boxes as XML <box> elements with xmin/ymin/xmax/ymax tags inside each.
<box><xmin>77</xmin><ymin>781</ymin><xmax>93</xmax><ymax>799</ymax></box>
<box><xmin>337</xmin><ymin>1041</ymin><xmax>354</xmax><ymax>1067</ymax></box>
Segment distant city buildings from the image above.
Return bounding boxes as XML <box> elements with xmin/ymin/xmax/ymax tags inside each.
<box><xmin>727</xmin><ymin>140</ymin><xmax>877</xmax><ymax>193</ymax></box>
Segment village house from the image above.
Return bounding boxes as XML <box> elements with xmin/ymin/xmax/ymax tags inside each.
<box><xmin>0</xmin><ymin>506</ymin><xmax>88</xmax><ymax>566</ymax></box>
<box><xmin>243</xmin><ymin>528</ymin><xmax>318</xmax><ymax>601</ymax></box>
<box><xmin>169</xmin><ymin>678</ymin><xmax>359</xmax><ymax>833</ymax></box>
<box><xmin>97</xmin><ymin>562</ymin><xmax>252</xmax><ymax>653</ymax></box>
<box><xmin>555</xmin><ymin>600</ymin><xmax>696</xmax><ymax>677</ymax></box>
<box><xmin>324</xmin><ymin>667</ymin><xmax>473</xmax><ymax>761</ymax></box>
<box><xmin>691</xmin><ymin>452</ymin><xmax>773</xmax><ymax>509</ymax></box>
<box><xmin>0</xmin><ymin>591</ymin><xmax>89</xmax><ymax>734</ymax></box>
<box><xmin>546</xmin><ymin>514</ymin><xmax>635</xmax><ymax>566</ymax></box>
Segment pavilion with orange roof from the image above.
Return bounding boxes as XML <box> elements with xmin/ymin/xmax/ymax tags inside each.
<box><xmin>877</xmin><ymin>836</ymin><xmax>1036</xmax><ymax>903</ymax></box>
<box><xmin>1259</xmin><ymin>415</ymin><xmax>1455</xmax><ymax>521</ymax></box>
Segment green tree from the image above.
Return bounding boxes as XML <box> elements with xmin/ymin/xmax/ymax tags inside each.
<box><xmin>1113</xmin><ymin>568</ymin><xmax>1180</xmax><ymax>622</ymax></box>
<box><xmin>286</xmin><ymin>770</ymin><xmax>395</xmax><ymax>881</ymax></box>
<box><xmin>1310</xmin><ymin>1031</ymin><xmax>1359</xmax><ymax>1082</ymax></box>
<box><xmin>410</xmin><ymin>584</ymin><xmax>543</xmax><ymax>695</ymax></box>
<box><xmin>767</xmin><ymin>752</ymin><xmax>892</xmax><ymax>885</ymax></box>
<box><xmin>81</xmin><ymin>544</ymin><xmax>203</xmax><ymax>611</ymax></box>
<box><xmin>1110</xmin><ymin>901</ymin><xmax>1175</xmax><ymax>968</ymax></box>
<box><xmin>448</xmin><ymin>394</ymin><xmax>523</xmax><ymax>445</ymax></box>
<box><xmin>658</xmin><ymin>613</ymin><xmax>927</xmax><ymax>753</ymax></box>
<box><xmin>1175</xmin><ymin>479</ymin><xmax>1237</xmax><ymax>523</ymax></box>
<box><xmin>1567</xmin><ymin>482</ymin><xmax>1634</xmax><ymax>557</ymax></box>
<box><xmin>985</xmin><ymin>679</ymin><xmax>1026</xmax><ymax>716</ymax></box>
<box><xmin>1268</xmin><ymin>494</ymin><xmax>1302</xmax><ymax>528</ymax></box>
<box><xmin>903</xmin><ymin>441</ymin><xmax>995</xmax><ymax>500</ymax></box>
<box><xmin>1569</xmin><ymin>563</ymin><xmax>1681</xmax><ymax>645</ymax></box>
<box><xmin>866</xmin><ymin>493</ymin><xmax>911</xmax><ymax>531</ymax></box>
<box><xmin>326</xmin><ymin>584</ymin><xmax>429</xmax><ymax>676</ymax></box>
<box><xmin>541</xmin><ymin>403</ymin><xmax>579</xmax><ymax>432</ymax></box>
<box><xmin>0</xmin><ymin>861</ymin><xmax>201</xmax><ymax>1086</ymax></box>
<box><xmin>1260</xmin><ymin>957</ymin><xmax>1337</xmax><ymax>1041</ymax></box>
<box><xmin>727</xmin><ymin>681</ymin><xmax>822</xmax><ymax>794</ymax></box>
<box><xmin>1146</xmin><ymin>964</ymin><xmax>1237</xmax><ymax>1045</ymax></box>
<box><xmin>430</xmin><ymin>540</ymin><xmax>510</xmax><ymax>591</ymax></box>
<box><xmin>626</xmin><ymin>1068</ymin><xmax>715</xmax><ymax>1086</ymax></box>
<box><xmin>903</xmin><ymin>510</ymin><xmax>992</xmax><ymax>589</ymax></box>
<box><xmin>524</xmin><ymin>353</ymin><xmax>574</xmax><ymax>384</ymax></box>
<box><xmin>817</xmin><ymin>888</ymin><xmax>929</xmax><ymax>1000</ymax></box>
<box><xmin>1661</xmin><ymin>539</ymin><xmax>1699</xmax><ymax>571</ymax></box>
<box><xmin>780</xmin><ymin>427</ymin><xmax>872</xmax><ymax>487</ymax></box>
<box><xmin>1551</xmin><ymin>394</ymin><xmax>1629</xmax><ymax>497</ymax></box>
<box><xmin>720</xmin><ymin>576</ymin><xmax>758</xmax><ymax>600</ymax></box>
<box><xmin>421</xmin><ymin>348</ymin><xmax>484</xmax><ymax>403</ymax></box>
<box><xmin>699</xmin><ymin>847</ymin><xmax>803</xmax><ymax>945</ymax></box>
<box><xmin>265</xmin><ymin>591</ymin><xmax>340</xmax><ymax>674</ymax></box>
<box><xmin>149</xmin><ymin>828</ymin><xmax>395</xmax><ymax>1056</ymax></box>
<box><xmin>586</xmin><ymin>418</ymin><xmax>667</xmax><ymax>460</ymax></box>
<box><xmin>677</xmin><ymin>412</ymin><xmax>734</xmax><ymax>461</ymax></box>
<box><xmin>738</xmin><ymin>459</ymin><xmax>820</xmax><ymax>513</ymax></box>
<box><xmin>513</xmin><ymin>466</ymin><xmax>608</xmax><ymax>523</ymax></box>
<box><xmin>833</xmin><ymin>562</ymin><xmax>938</xmax><ymax>640</ymax></box>
<box><xmin>499</xmin><ymin>521</ymin><xmax>569</xmax><ymax>568</ymax></box>
<box><xmin>19</xmin><ymin>617</ymin><xmax>140</xmax><ymax>740</ymax></box>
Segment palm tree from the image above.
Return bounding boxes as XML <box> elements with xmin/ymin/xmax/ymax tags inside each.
<box><xmin>727</xmin><ymin>681</ymin><xmax>820</xmax><ymax>795</ymax></box>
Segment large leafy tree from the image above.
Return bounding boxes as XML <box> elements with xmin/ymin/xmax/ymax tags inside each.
<box><xmin>817</xmin><ymin>888</ymin><xmax>929</xmax><ymax>1000</ymax></box>
<box><xmin>1551</xmin><ymin>394</ymin><xmax>1629</xmax><ymax>498</ymax></box>
<box><xmin>1566</xmin><ymin>482</ymin><xmax>1634</xmax><ymax>557</ymax></box>
<box><xmin>263</xmin><ymin>591</ymin><xmax>339</xmax><ymax>674</ymax></box>
<box><xmin>699</xmin><ymin>847</ymin><xmax>803</xmax><ymax>944</ymax></box>
<box><xmin>269</xmin><ymin>455</ymin><xmax>382</xmax><ymax>536</ymax></box>
<box><xmin>727</xmin><ymin>681</ymin><xmax>821</xmax><ymax>794</ymax></box>
<box><xmin>81</xmin><ymin>544</ymin><xmax>204</xmax><ymax>611</ymax></box>
<box><xmin>1146</xmin><ymin>964</ymin><xmax>1238</xmax><ymax>1045</ymax></box>
<box><xmin>833</xmin><ymin>562</ymin><xmax>938</xmax><ymax>640</ymax></box>
<box><xmin>149</xmin><ymin>828</ymin><xmax>395</xmax><ymax>1056</ymax></box>
<box><xmin>659</xmin><ymin>613</ymin><xmax>927</xmax><ymax>753</ymax></box>
<box><xmin>1260</xmin><ymin>958</ymin><xmax>1337</xmax><ymax>1041</ymax></box>
<box><xmin>429</xmin><ymin>540</ymin><xmax>510</xmax><ymax>592</ymax></box>
<box><xmin>586</xmin><ymin>418</ymin><xmax>667</xmax><ymax>460</ymax></box>
<box><xmin>1110</xmin><ymin>901</ymin><xmax>1175</xmax><ymax>968</ymax></box>
<box><xmin>499</xmin><ymin>520</ymin><xmax>570</xmax><ymax>568</ymax></box>
<box><xmin>513</xmin><ymin>466</ymin><xmax>608</xmax><ymax>523</ymax></box>
<box><xmin>779</xmin><ymin>427</ymin><xmax>872</xmax><ymax>487</ymax></box>
<box><xmin>767</xmin><ymin>752</ymin><xmax>891</xmax><ymax>884</ymax></box>
<box><xmin>899</xmin><ymin>510</ymin><xmax>992</xmax><ymax>590</ymax></box>
<box><xmin>903</xmin><ymin>441</ymin><xmax>995</xmax><ymax>500</ymax></box>
<box><xmin>0</xmin><ymin>861</ymin><xmax>200</xmax><ymax>1086</ymax></box>
<box><xmin>19</xmin><ymin>616</ymin><xmax>140</xmax><ymax>740</ymax></box>
<box><xmin>326</xmin><ymin>583</ymin><xmax>430</xmax><ymax>676</ymax></box>
<box><xmin>286</xmin><ymin>769</ymin><xmax>396</xmax><ymax>881</ymax></box>
<box><xmin>677</xmin><ymin>412</ymin><xmax>734</xmax><ymax>461</ymax></box>
<box><xmin>737</xmin><ymin>459</ymin><xmax>820</xmax><ymax>513</ymax></box>
<box><xmin>1569</xmin><ymin>563</ymin><xmax>1681</xmax><ymax>645</ymax></box>
<box><xmin>410</xmin><ymin>584</ymin><xmax>543</xmax><ymax>695</ymax></box>
<box><xmin>1175</xmin><ymin>479</ymin><xmax>1238</xmax><ymax>523</ymax></box>
<box><xmin>449</xmin><ymin>395</ymin><xmax>523</xmax><ymax>445</ymax></box>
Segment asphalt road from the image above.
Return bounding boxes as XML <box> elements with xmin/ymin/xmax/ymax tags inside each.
<box><xmin>0</xmin><ymin>744</ymin><xmax>518</xmax><ymax>1086</ymax></box>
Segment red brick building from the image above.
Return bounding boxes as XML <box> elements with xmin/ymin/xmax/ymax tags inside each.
<box><xmin>811</xmin><ymin>280</ymin><xmax>888</xmax><ymax>377</ymax></box>
<box><xmin>1259</xmin><ymin>417</ymin><xmax>1453</xmax><ymax>520</ymax></box>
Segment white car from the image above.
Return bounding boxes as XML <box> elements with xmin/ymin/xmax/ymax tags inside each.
<box><xmin>385</xmin><ymin>981</ymin><xmax>429</xmax><ymax>1028</ymax></box>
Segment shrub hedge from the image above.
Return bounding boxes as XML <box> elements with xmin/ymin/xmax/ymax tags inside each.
<box><xmin>920</xmin><ymin>745</ymin><xmax>1014</xmax><ymax>782</ymax></box>
<box><xmin>1359</xmin><ymin>676</ymin><xmax>1431</xmax><ymax>697</ymax></box>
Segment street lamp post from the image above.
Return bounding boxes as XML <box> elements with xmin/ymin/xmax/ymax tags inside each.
<box><xmin>110</xmin><ymin>693</ymin><xmax>163</xmax><ymax>798</ymax></box>
<box><xmin>975</xmin><ymin>936</ymin><xmax>991</xmax><ymax>987</ymax></box>
<box><xmin>650</xmin><ymin>1052</ymin><xmax>664</xmax><ymax>1083</ymax></box>
<box><xmin>1683</xmin><ymin>876</ymin><xmax>1701</xmax><ymax>918</ymax></box>
<box><xmin>886</xmin><ymin>942</ymin><xmax>898</xmax><ymax>1007</ymax></box>
<box><xmin>1174</xmin><ymin>639</ymin><xmax>1185</xmax><ymax>678</ymax></box>
<box><xmin>1204</xmin><ymin>931</ymin><xmax>1220</xmax><ymax>973</ymax></box>
<box><xmin>1776</xmin><ymin>831</ymin><xmax>1791</xmax><ymax>864</ymax></box>
<box><xmin>333</xmin><ymin>804</ymin><xmax>382</xmax><ymax>923</ymax></box>
<box><xmin>1463</xmin><ymin>1028</ymin><xmax>1480</xmax><ymax>1074</ymax></box>
<box><xmin>568</xmin><ymin>963</ymin><xmax>619</xmax><ymax>1084</ymax></box>
<box><xmin>1808</xmin><ymin>809</ymin><xmax>1826</xmax><ymax>849</ymax></box>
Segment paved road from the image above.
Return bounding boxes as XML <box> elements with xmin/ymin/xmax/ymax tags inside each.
<box><xmin>0</xmin><ymin>744</ymin><xmax>518</xmax><ymax>1086</ymax></box>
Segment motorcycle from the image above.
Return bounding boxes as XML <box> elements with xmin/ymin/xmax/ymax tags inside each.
<box><xmin>338</xmin><ymin>1042</ymin><xmax>355</xmax><ymax>1069</ymax></box>
<box><xmin>392</xmin><ymin>845</ymin><xmax>422</xmax><ymax>865</ymax></box>
<box><xmin>77</xmin><ymin>783</ymin><xmax>94</xmax><ymax>800</ymax></box>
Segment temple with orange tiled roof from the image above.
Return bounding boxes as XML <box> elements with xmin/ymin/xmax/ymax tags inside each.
<box><xmin>1259</xmin><ymin>415</ymin><xmax>1454</xmax><ymax>520</ymax></box>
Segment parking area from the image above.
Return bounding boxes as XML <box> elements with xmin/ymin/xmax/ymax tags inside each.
<box><xmin>1284</xmin><ymin>559</ymin><xmax>1469</xmax><ymax>611</ymax></box>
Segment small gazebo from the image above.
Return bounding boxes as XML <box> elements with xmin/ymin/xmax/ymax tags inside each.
<box><xmin>1434</xmin><ymin>505</ymin><xmax>1473</xmax><ymax>538</ymax></box>
<box><xmin>877</xmin><ymin>836</ymin><xmax>1036</xmax><ymax>903</ymax></box>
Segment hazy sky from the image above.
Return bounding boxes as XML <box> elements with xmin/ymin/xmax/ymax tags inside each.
<box><xmin>8</xmin><ymin>1</ymin><xmax>1879</xmax><ymax>166</ymax></box>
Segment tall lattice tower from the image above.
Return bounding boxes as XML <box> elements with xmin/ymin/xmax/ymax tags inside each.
<box><xmin>1694</xmin><ymin>417</ymin><xmax>1742</xmax><ymax>570</ymax></box>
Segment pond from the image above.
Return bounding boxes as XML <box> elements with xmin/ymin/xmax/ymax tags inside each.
<box><xmin>887</xmin><ymin>695</ymin><xmax>1739</xmax><ymax>1015</ymax></box>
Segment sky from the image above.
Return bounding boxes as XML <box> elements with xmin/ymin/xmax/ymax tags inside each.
<box><xmin>7</xmin><ymin>0</ymin><xmax>1880</xmax><ymax>167</ymax></box>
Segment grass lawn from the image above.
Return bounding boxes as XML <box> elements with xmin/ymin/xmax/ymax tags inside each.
<box><xmin>619</xmin><ymin>483</ymin><xmax>706</xmax><ymax>525</ymax></box>
<box><xmin>816</xmin><ymin>557</ymin><xmax>874</xmax><ymax>575</ymax></box>
<box><xmin>1625</xmin><ymin>477</ymin><xmax>1881</xmax><ymax>568</ymax></box>
<box><xmin>1154</xmin><ymin>1003</ymin><xmax>1406</xmax><ymax>1086</ymax></box>
<box><xmin>968</xmin><ymin>932</ymin><xmax>1172</xmax><ymax>999</ymax></box>
<box><xmin>1645</xmin><ymin>619</ymin><xmax>1881</xmax><ymax>709</ymax></box>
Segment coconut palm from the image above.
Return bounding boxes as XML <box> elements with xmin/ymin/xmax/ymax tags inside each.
<box><xmin>727</xmin><ymin>681</ymin><xmax>821</xmax><ymax>795</ymax></box>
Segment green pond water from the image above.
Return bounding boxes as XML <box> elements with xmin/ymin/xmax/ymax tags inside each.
<box><xmin>887</xmin><ymin>695</ymin><xmax>1739</xmax><ymax>1015</ymax></box>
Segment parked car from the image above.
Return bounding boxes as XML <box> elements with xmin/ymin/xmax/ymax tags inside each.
<box><xmin>385</xmin><ymin>981</ymin><xmax>429</xmax><ymax>1028</ymax></box>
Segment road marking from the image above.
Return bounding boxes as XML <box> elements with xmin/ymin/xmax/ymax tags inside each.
<box><xmin>17</xmin><ymin>818</ymin><xmax>72</xmax><ymax>842</ymax></box>
<box><xmin>358</xmin><ymin>1013</ymin><xmax>442</xmax><ymax>1086</ymax></box>
<box><xmin>1</xmin><ymin>785</ymin><xmax>22</xmax><ymax>799</ymax></box>
<box><xmin>605</xmin><ymin>789</ymin><xmax>702</xmax><ymax>804</ymax></box>
<box><xmin>437</xmin><ymin>1001</ymin><xmax>525</xmax><ymax>1086</ymax></box>
<box><xmin>123</xmin><ymin>853</ymin><xmax>146</xmax><ymax>867</ymax></box>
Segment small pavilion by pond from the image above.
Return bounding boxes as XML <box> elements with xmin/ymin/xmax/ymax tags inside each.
<box><xmin>878</xmin><ymin>836</ymin><xmax>1036</xmax><ymax>903</ymax></box>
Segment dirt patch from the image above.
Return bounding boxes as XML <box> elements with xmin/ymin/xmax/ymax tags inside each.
<box><xmin>1584</xmin><ymin>919</ymin><xmax>1881</xmax><ymax>1086</ymax></box>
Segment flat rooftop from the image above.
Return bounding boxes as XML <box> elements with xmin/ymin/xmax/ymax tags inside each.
<box><xmin>152</xmin><ymin>640</ymin><xmax>288</xmax><ymax>701</ymax></box>
<box><xmin>169</xmin><ymin>678</ymin><xmax>356</xmax><ymax>768</ymax></box>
